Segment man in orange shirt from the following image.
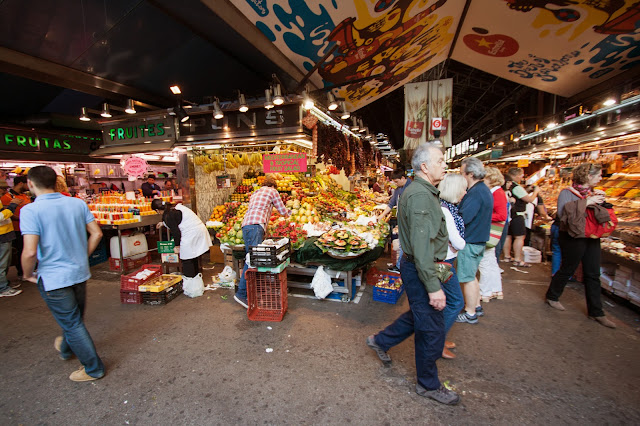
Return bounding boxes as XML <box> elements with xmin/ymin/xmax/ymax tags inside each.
<box><xmin>1</xmin><ymin>176</ymin><xmax>31</xmax><ymax>279</ymax></box>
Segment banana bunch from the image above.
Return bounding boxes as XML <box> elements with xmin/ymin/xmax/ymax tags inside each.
<box><xmin>248</xmin><ymin>153</ymin><xmax>263</xmax><ymax>166</ymax></box>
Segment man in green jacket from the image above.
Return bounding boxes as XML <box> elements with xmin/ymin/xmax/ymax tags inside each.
<box><xmin>366</xmin><ymin>142</ymin><xmax>460</xmax><ymax>405</ymax></box>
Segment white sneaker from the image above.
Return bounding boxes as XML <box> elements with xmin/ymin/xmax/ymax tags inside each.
<box><xmin>0</xmin><ymin>288</ymin><xmax>22</xmax><ymax>297</ymax></box>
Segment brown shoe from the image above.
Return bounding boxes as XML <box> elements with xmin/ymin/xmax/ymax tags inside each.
<box><xmin>442</xmin><ymin>347</ymin><xmax>456</xmax><ymax>359</ymax></box>
<box><xmin>69</xmin><ymin>366</ymin><xmax>103</xmax><ymax>382</ymax></box>
<box><xmin>546</xmin><ymin>299</ymin><xmax>565</xmax><ymax>311</ymax></box>
<box><xmin>589</xmin><ymin>315</ymin><xmax>616</xmax><ymax>329</ymax></box>
<box><xmin>444</xmin><ymin>341</ymin><xmax>456</xmax><ymax>349</ymax></box>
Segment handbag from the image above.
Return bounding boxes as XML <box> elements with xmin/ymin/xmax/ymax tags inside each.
<box><xmin>565</xmin><ymin>187</ymin><xmax>618</xmax><ymax>239</ymax></box>
<box><xmin>486</xmin><ymin>221</ymin><xmax>506</xmax><ymax>248</ymax></box>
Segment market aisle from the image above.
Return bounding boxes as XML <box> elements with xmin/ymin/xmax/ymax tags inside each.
<box><xmin>1</xmin><ymin>260</ymin><xmax>639</xmax><ymax>425</ymax></box>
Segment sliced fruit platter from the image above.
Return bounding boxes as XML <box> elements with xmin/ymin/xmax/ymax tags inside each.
<box><xmin>315</xmin><ymin>229</ymin><xmax>369</xmax><ymax>257</ymax></box>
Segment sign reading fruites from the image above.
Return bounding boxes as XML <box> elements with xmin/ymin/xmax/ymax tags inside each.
<box><xmin>101</xmin><ymin>116</ymin><xmax>176</xmax><ymax>146</ymax></box>
<box><xmin>263</xmin><ymin>153</ymin><xmax>307</xmax><ymax>173</ymax></box>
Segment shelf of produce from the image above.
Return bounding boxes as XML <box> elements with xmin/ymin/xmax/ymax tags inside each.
<box><xmin>601</xmin><ymin>251</ymin><xmax>639</xmax><ymax>270</ymax></box>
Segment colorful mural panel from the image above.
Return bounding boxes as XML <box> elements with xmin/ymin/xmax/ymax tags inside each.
<box><xmin>231</xmin><ymin>0</ymin><xmax>466</xmax><ymax>111</ymax></box>
<box><xmin>452</xmin><ymin>0</ymin><xmax>640</xmax><ymax>97</ymax></box>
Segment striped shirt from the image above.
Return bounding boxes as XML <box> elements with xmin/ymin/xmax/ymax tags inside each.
<box><xmin>242</xmin><ymin>186</ymin><xmax>290</xmax><ymax>229</ymax></box>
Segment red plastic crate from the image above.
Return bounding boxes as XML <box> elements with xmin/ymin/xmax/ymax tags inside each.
<box><xmin>246</xmin><ymin>270</ymin><xmax>288</xmax><ymax>322</ymax></box>
<box><xmin>120</xmin><ymin>290</ymin><xmax>143</xmax><ymax>304</ymax></box>
<box><xmin>109</xmin><ymin>253</ymin><xmax>152</xmax><ymax>271</ymax></box>
<box><xmin>120</xmin><ymin>264</ymin><xmax>162</xmax><ymax>291</ymax></box>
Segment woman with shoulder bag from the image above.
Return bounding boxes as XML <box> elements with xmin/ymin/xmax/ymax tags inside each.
<box><xmin>544</xmin><ymin>163</ymin><xmax>616</xmax><ymax>328</ymax></box>
<box><xmin>478</xmin><ymin>167</ymin><xmax>508</xmax><ymax>303</ymax></box>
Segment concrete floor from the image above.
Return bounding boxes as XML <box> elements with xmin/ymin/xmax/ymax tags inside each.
<box><xmin>1</xmin><ymin>256</ymin><xmax>639</xmax><ymax>425</ymax></box>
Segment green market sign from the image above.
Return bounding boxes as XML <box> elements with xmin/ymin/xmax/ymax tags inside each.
<box><xmin>0</xmin><ymin>128</ymin><xmax>98</xmax><ymax>155</ymax></box>
<box><xmin>101</xmin><ymin>116</ymin><xmax>176</xmax><ymax>146</ymax></box>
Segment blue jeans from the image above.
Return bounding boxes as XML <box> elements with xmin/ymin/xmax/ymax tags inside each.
<box><xmin>37</xmin><ymin>279</ymin><xmax>104</xmax><ymax>378</ymax></box>
<box><xmin>374</xmin><ymin>257</ymin><xmax>444</xmax><ymax>391</ymax></box>
<box><xmin>441</xmin><ymin>258</ymin><xmax>464</xmax><ymax>335</ymax></box>
<box><xmin>396</xmin><ymin>243</ymin><xmax>403</xmax><ymax>269</ymax></box>
<box><xmin>235</xmin><ymin>224</ymin><xmax>265</xmax><ymax>300</ymax></box>
<box><xmin>550</xmin><ymin>223</ymin><xmax>561</xmax><ymax>276</ymax></box>
<box><xmin>0</xmin><ymin>241</ymin><xmax>12</xmax><ymax>292</ymax></box>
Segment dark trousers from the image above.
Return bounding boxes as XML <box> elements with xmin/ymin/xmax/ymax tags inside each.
<box><xmin>545</xmin><ymin>232</ymin><xmax>604</xmax><ymax>317</ymax></box>
<box><xmin>182</xmin><ymin>256</ymin><xmax>200</xmax><ymax>278</ymax></box>
<box><xmin>13</xmin><ymin>231</ymin><xmax>23</xmax><ymax>276</ymax></box>
<box><xmin>495</xmin><ymin>217</ymin><xmax>509</xmax><ymax>261</ymax></box>
<box><xmin>374</xmin><ymin>257</ymin><xmax>444</xmax><ymax>391</ymax></box>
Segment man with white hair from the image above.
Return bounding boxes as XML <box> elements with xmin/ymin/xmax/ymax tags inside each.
<box><xmin>366</xmin><ymin>143</ymin><xmax>460</xmax><ymax>406</ymax></box>
<box><xmin>456</xmin><ymin>157</ymin><xmax>493</xmax><ymax>324</ymax></box>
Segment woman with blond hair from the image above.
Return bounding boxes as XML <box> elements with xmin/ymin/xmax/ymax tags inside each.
<box><xmin>437</xmin><ymin>173</ymin><xmax>467</xmax><ymax>359</ymax></box>
<box><xmin>54</xmin><ymin>175</ymin><xmax>71</xmax><ymax>196</ymax></box>
<box><xmin>478</xmin><ymin>167</ymin><xmax>508</xmax><ymax>303</ymax></box>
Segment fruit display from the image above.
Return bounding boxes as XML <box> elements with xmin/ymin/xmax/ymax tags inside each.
<box><xmin>195</xmin><ymin>152</ymin><xmax>264</xmax><ymax>172</ymax></box>
<box><xmin>315</xmin><ymin>229</ymin><xmax>369</xmax><ymax>254</ymax></box>
<box><xmin>267</xmin><ymin>219</ymin><xmax>307</xmax><ymax>250</ymax></box>
<box><xmin>276</xmin><ymin>174</ymin><xmax>301</xmax><ymax>192</ymax></box>
<box><xmin>216</xmin><ymin>219</ymin><xmax>245</xmax><ymax>246</ymax></box>
<box><xmin>601</xmin><ymin>238</ymin><xmax>640</xmax><ymax>261</ymax></box>
<box><xmin>375</xmin><ymin>276</ymin><xmax>402</xmax><ymax>289</ymax></box>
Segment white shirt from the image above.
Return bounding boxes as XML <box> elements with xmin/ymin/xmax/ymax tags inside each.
<box><xmin>441</xmin><ymin>206</ymin><xmax>466</xmax><ymax>260</ymax></box>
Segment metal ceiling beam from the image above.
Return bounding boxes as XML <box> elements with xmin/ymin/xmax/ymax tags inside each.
<box><xmin>201</xmin><ymin>0</ymin><xmax>314</xmax><ymax>89</ymax></box>
<box><xmin>0</xmin><ymin>47</ymin><xmax>167</xmax><ymax>109</ymax></box>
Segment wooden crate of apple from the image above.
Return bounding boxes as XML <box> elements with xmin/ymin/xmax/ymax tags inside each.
<box><xmin>267</xmin><ymin>219</ymin><xmax>307</xmax><ymax>250</ymax></box>
<box><xmin>315</xmin><ymin>229</ymin><xmax>369</xmax><ymax>254</ymax></box>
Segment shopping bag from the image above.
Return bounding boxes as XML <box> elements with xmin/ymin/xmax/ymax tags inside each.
<box><xmin>182</xmin><ymin>273</ymin><xmax>205</xmax><ymax>298</ymax></box>
<box><xmin>311</xmin><ymin>266</ymin><xmax>333</xmax><ymax>299</ymax></box>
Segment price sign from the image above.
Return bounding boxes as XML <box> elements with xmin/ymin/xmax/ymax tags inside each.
<box><xmin>123</xmin><ymin>156</ymin><xmax>148</xmax><ymax>177</ymax></box>
<box><xmin>517</xmin><ymin>159</ymin><xmax>529</xmax><ymax>167</ymax></box>
<box><xmin>431</xmin><ymin>117</ymin><xmax>443</xmax><ymax>131</ymax></box>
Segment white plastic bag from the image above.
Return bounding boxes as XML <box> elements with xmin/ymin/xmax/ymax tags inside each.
<box><xmin>182</xmin><ymin>273</ymin><xmax>205</xmax><ymax>298</ymax></box>
<box><xmin>217</xmin><ymin>266</ymin><xmax>237</xmax><ymax>289</ymax></box>
<box><xmin>311</xmin><ymin>266</ymin><xmax>333</xmax><ymax>299</ymax></box>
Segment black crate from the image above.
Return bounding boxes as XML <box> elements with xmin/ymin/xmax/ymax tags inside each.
<box><xmin>249</xmin><ymin>242</ymin><xmax>291</xmax><ymax>267</ymax></box>
<box><xmin>141</xmin><ymin>282</ymin><xmax>183</xmax><ymax>305</ymax></box>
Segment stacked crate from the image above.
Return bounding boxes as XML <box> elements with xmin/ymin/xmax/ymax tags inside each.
<box><xmin>245</xmin><ymin>240</ymin><xmax>291</xmax><ymax>321</ymax></box>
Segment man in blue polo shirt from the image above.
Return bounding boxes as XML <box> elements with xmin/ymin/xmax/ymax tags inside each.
<box><xmin>378</xmin><ymin>169</ymin><xmax>412</xmax><ymax>271</ymax></box>
<box><xmin>21</xmin><ymin>166</ymin><xmax>105</xmax><ymax>382</ymax></box>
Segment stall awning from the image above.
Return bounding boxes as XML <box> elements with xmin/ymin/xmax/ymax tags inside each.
<box><xmin>90</xmin><ymin>140</ymin><xmax>175</xmax><ymax>157</ymax></box>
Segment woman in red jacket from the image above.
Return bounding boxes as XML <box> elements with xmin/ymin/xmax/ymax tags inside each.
<box><xmin>478</xmin><ymin>167</ymin><xmax>508</xmax><ymax>303</ymax></box>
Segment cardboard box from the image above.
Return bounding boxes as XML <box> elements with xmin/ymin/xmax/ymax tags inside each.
<box><xmin>210</xmin><ymin>245</ymin><xmax>225</xmax><ymax>264</ymax></box>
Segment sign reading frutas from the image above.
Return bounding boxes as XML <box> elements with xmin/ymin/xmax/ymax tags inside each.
<box><xmin>263</xmin><ymin>153</ymin><xmax>307</xmax><ymax>173</ymax></box>
<box><xmin>0</xmin><ymin>128</ymin><xmax>98</xmax><ymax>155</ymax></box>
<box><xmin>102</xmin><ymin>116</ymin><xmax>176</xmax><ymax>146</ymax></box>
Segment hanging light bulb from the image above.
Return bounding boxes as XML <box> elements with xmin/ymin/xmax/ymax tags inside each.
<box><xmin>125</xmin><ymin>99</ymin><xmax>136</xmax><ymax>114</ymax></box>
<box><xmin>238</xmin><ymin>92</ymin><xmax>248</xmax><ymax>113</ymax></box>
<box><xmin>79</xmin><ymin>107</ymin><xmax>90</xmax><ymax>122</ymax></box>
<box><xmin>264</xmin><ymin>88</ymin><xmax>274</xmax><ymax>109</ymax></box>
<box><xmin>213</xmin><ymin>98</ymin><xmax>224</xmax><ymax>120</ymax></box>
<box><xmin>100</xmin><ymin>103</ymin><xmax>112</xmax><ymax>118</ymax></box>
<box><xmin>340</xmin><ymin>101</ymin><xmax>350</xmax><ymax>120</ymax></box>
<box><xmin>302</xmin><ymin>90</ymin><xmax>314</xmax><ymax>109</ymax></box>
<box><xmin>327</xmin><ymin>92</ymin><xmax>338</xmax><ymax>110</ymax></box>
<box><xmin>351</xmin><ymin>116</ymin><xmax>359</xmax><ymax>131</ymax></box>
<box><xmin>358</xmin><ymin>119</ymin><xmax>366</xmax><ymax>133</ymax></box>
<box><xmin>273</xmin><ymin>84</ymin><xmax>285</xmax><ymax>105</ymax></box>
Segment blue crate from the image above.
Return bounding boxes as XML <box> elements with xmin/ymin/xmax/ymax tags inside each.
<box><xmin>324</xmin><ymin>276</ymin><xmax>360</xmax><ymax>301</ymax></box>
<box><xmin>372</xmin><ymin>274</ymin><xmax>404</xmax><ymax>304</ymax></box>
<box><xmin>89</xmin><ymin>239</ymin><xmax>108</xmax><ymax>266</ymax></box>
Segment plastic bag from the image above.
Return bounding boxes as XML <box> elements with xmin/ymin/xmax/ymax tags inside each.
<box><xmin>183</xmin><ymin>273</ymin><xmax>205</xmax><ymax>298</ymax></box>
<box><xmin>217</xmin><ymin>266</ymin><xmax>237</xmax><ymax>289</ymax></box>
<box><xmin>311</xmin><ymin>266</ymin><xmax>333</xmax><ymax>299</ymax></box>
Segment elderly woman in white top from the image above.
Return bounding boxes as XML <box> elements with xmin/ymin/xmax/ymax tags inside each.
<box><xmin>437</xmin><ymin>173</ymin><xmax>467</xmax><ymax>360</ymax></box>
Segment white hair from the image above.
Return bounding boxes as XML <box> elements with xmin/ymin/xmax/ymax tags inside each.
<box><xmin>411</xmin><ymin>142</ymin><xmax>442</xmax><ymax>172</ymax></box>
<box><xmin>461</xmin><ymin>157</ymin><xmax>486</xmax><ymax>180</ymax></box>
<box><xmin>438</xmin><ymin>173</ymin><xmax>467</xmax><ymax>204</ymax></box>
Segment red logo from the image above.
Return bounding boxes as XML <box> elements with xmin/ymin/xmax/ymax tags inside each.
<box><xmin>134</xmin><ymin>241</ymin><xmax>141</xmax><ymax>246</ymax></box>
<box><xmin>463</xmin><ymin>33</ymin><xmax>519</xmax><ymax>57</ymax></box>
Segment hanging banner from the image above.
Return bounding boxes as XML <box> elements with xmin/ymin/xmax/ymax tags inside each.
<box><xmin>404</xmin><ymin>82</ymin><xmax>429</xmax><ymax>150</ymax></box>
<box><xmin>428</xmin><ymin>78</ymin><xmax>453</xmax><ymax>148</ymax></box>
<box><xmin>122</xmin><ymin>156</ymin><xmax>148</xmax><ymax>178</ymax></box>
<box><xmin>451</xmin><ymin>1</ymin><xmax>640</xmax><ymax>97</ymax></box>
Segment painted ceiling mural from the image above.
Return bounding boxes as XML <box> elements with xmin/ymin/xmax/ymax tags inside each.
<box><xmin>233</xmin><ymin>0</ymin><xmax>640</xmax><ymax>109</ymax></box>
<box><xmin>231</xmin><ymin>0</ymin><xmax>466</xmax><ymax>111</ymax></box>
<box><xmin>449</xmin><ymin>0</ymin><xmax>640</xmax><ymax>97</ymax></box>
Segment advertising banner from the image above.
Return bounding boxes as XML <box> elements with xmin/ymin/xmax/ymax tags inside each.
<box><xmin>428</xmin><ymin>78</ymin><xmax>453</xmax><ymax>148</ymax></box>
<box><xmin>404</xmin><ymin>82</ymin><xmax>429</xmax><ymax>150</ymax></box>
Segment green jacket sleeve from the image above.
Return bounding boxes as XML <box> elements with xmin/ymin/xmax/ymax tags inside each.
<box><xmin>407</xmin><ymin>195</ymin><xmax>441</xmax><ymax>293</ymax></box>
